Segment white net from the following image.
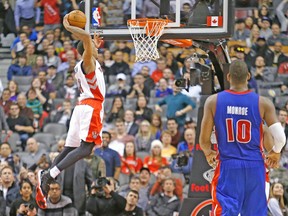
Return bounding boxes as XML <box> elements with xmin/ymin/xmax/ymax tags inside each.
<box><xmin>127</xmin><ymin>19</ymin><xmax>168</xmax><ymax>62</ymax></box>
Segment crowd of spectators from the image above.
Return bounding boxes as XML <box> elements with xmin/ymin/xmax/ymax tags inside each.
<box><xmin>0</xmin><ymin>0</ymin><xmax>288</xmax><ymax>215</ymax></box>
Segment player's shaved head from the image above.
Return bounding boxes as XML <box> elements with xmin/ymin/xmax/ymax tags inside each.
<box><xmin>229</xmin><ymin>60</ymin><xmax>249</xmax><ymax>83</ymax></box>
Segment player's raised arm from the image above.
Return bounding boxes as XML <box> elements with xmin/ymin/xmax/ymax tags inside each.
<box><xmin>63</xmin><ymin>14</ymin><xmax>95</xmax><ymax>74</ymax></box>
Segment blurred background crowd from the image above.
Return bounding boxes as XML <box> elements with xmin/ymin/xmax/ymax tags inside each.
<box><xmin>0</xmin><ymin>0</ymin><xmax>288</xmax><ymax>215</ymax></box>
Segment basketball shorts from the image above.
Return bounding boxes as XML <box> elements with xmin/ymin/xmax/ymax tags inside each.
<box><xmin>211</xmin><ymin>159</ymin><xmax>267</xmax><ymax>216</ymax></box>
<box><xmin>65</xmin><ymin>101</ymin><xmax>103</xmax><ymax>147</ymax></box>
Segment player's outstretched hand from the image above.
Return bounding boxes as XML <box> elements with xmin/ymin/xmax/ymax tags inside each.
<box><xmin>266</xmin><ymin>150</ymin><xmax>280</xmax><ymax>169</ymax></box>
<box><xmin>205</xmin><ymin>150</ymin><xmax>217</xmax><ymax>169</ymax></box>
<box><xmin>93</xmin><ymin>32</ymin><xmax>103</xmax><ymax>49</ymax></box>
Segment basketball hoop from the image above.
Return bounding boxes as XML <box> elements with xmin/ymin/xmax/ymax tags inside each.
<box><xmin>127</xmin><ymin>18</ymin><xmax>168</xmax><ymax>62</ymax></box>
<box><xmin>128</xmin><ymin>18</ymin><xmax>193</xmax><ymax>62</ymax></box>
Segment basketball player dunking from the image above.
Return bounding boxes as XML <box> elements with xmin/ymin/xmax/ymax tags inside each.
<box><xmin>36</xmin><ymin>15</ymin><xmax>105</xmax><ymax>209</ymax></box>
<box><xmin>199</xmin><ymin>60</ymin><xmax>286</xmax><ymax>216</ymax></box>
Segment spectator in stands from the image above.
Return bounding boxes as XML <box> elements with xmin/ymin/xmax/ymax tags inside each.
<box><xmin>38</xmin><ymin>180</ymin><xmax>78</xmax><ymax>216</ymax></box>
<box><xmin>106</xmin><ymin>96</ymin><xmax>125</xmax><ymax>124</ymax></box>
<box><xmin>245</xmin><ymin>36</ymin><xmax>274</xmax><ymax>68</ymax></box>
<box><xmin>26</xmin><ymin>43</ymin><xmax>37</xmax><ymax>67</ymax></box>
<box><xmin>0</xmin><ymin>143</ymin><xmax>15</xmax><ymax>171</ymax></box>
<box><xmin>124</xmin><ymin>109</ymin><xmax>139</xmax><ymax>136</ymax></box>
<box><xmin>135</xmin><ymin>120</ymin><xmax>155</xmax><ymax>152</ymax></box>
<box><xmin>161</xmin><ymin>130</ymin><xmax>176</xmax><ymax>160</ymax></box>
<box><xmin>57</xmin><ymin>50</ymin><xmax>77</xmax><ymax>78</ymax></box>
<box><xmin>268</xmin><ymin>23</ymin><xmax>288</xmax><ymax>46</ymax></box>
<box><xmin>143</xmin><ymin>140</ymin><xmax>169</xmax><ymax>174</ymax></box>
<box><xmin>244</xmin><ymin>16</ymin><xmax>254</xmax><ymax>30</ymax></box>
<box><xmin>155</xmin><ymin>81</ymin><xmax>196</xmax><ymax>128</ymax></box>
<box><xmin>103</xmin><ymin>50</ymin><xmax>115</xmax><ymax>68</ymax></box>
<box><xmin>140</xmin><ymin>66</ymin><xmax>156</xmax><ymax>90</ymax></box>
<box><xmin>7</xmin><ymin>55</ymin><xmax>32</xmax><ymax>81</ymax></box>
<box><xmin>9</xmin><ymin>179</ymin><xmax>37</xmax><ymax>216</ymax></box>
<box><xmin>86</xmin><ymin>177</ymin><xmax>126</xmax><ymax>216</ymax></box>
<box><xmin>56</xmin><ymin>75</ymin><xmax>79</xmax><ymax>100</ymax></box>
<box><xmin>150</xmin><ymin>166</ymin><xmax>183</xmax><ymax>200</ymax></box>
<box><xmin>46</xmin><ymin>65</ymin><xmax>63</xmax><ymax>91</ymax></box>
<box><xmin>26</xmin><ymin>88</ymin><xmax>43</xmax><ymax>121</ymax></box>
<box><xmin>0</xmin><ymin>107</ymin><xmax>9</xmax><ymax>138</ymax></box>
<box><xmin>135</xmin><ymin>95</ymin><xmax>153</xmax><ymax>123</ymax></box>
<box><xmin>146</xmin><ymin>178</ymin><xmax>181</xmax><ymax>216</ymax></box>
<box><xmin>115</xmin><ymin>118</ymin><xmax>135</xmax><ymax>144</ymax></box>
<box><xmin>115</xmin><ymin>41</ymin><xmax>131</xmax><ymax>56</ymax></box>
<box><xmin>278</xmin><ymin>108</ymin><xmax>288</xmax><ymax>145</ymax></box>
<box><xmin>166</xmin><ymin>118</ymin><xmax>182</xmax><ymax>148</ymax></box>
<box><xmin>58</xmin><ymin>40</ymin><xmax>77</xmax><ymax>62</ymax></box>
<box><xmin>120</xmin><ymin>190</ymin><xmax>144</xmax><ymax>216</ymax></box>
<box><xmin>109</xmin><ymin>50</ymin><xmax>130</xmax><ymax>76</ymax></box>
<box><xmin>127</xmin><ymin>73</ymin><xmax>150</xmax><ymax>98</ymax></box>
<box><xmin>21</xmin><ymin>138</ymin><xmax>48</xmax><ymax>168</ymax></box>
<box><xmin>95</xmin><ymin>131</ymin><xmax>121</xmax><ymax>180</ymax></box>
<box><xmin>36</xmin><ymin>71</ymin><xmax>55</xmax><ymax>94</ymax></box>
<box><xmin>44</xmin><ymin>45</ymin><xmax>61</xmax><ymax>68</ymax></box>
<box><xmin>166</xmin><ymin>51</ymin><xmax>179</xmax><ymax>75</ymax></box>
<box><xmin>163</xmin><ymin>68</ymin><xmax>175</xmax><ymax>88</ymax></box>
<box><xmin>14</xmin><ymin>0</ymin><xmax>40</xmax><ymax>31</ymax></box>
<box><xmin>232</xmin><ymin>18</ymin><xmax>251</xmax><ymax>41</ymax></box>
<box><xmin>85</xmin><ymin>146</ymin><xmax>106</xmax><ymax>180</ymax></box>
<box><xmin>0</xmin><ymin>88</ymin><xmax>13</xmax><ymax>115</ymax></box>
<box><xmin>138</xmin><ymin>167</ymin><xmax>152</xmax><ymax>210</ymax></box>
<box><xmin>17</xmin><ymin>93</ymin><xmax>34</xmax><ymax>124</ymax></box>
<box><xmin>11</xmin><ymin>32</ymin><xmax>28</xmax><ymax>59</ymax></box>
<box><xmin>6</xmin><ymin>103</ymin><xmax>34</xmax><ymax>149</ymax></box>
<box><xmin>151</xmin><ymin>58</ymin><xmax>167</xmax><ymax>84</ymax></box>
<box><xmin>259</xmin><ymin>16</ymin><xmax>273</xmax><ymax>40</ymax></box>
<box><xmin>246</xmin><ymin>25</ymin><xmax>260</xmax><ymax>48</ymax></box>
<box><xmin>38</xmin><ymin>0</ymin><xmax>61</xmax><ymax>33</ymax></box>
<box><xmin>31</xmin><ymin>55</ymin><xmax>47</xmax><ymax>77</ymax></box>
<box><xmin>119</xmin><ymin>176</ymin><xmax>141</xmax><ymax>196</ymax></box>
<box><xmin>155</xmin><ymin>78</ymin><xmax>173</xmax><ymax>98</ymax></box>
<box><xmin>35</xmin><ymin>36</ymin><xmax>49</xmax><ymax>55</ymax></box>
<box><xmin>276</xmin><ymin>0</ymin><xmax>288</xmax><ymax>33</ymax></box>
<box><xmin>272</xmin><ymin>41</ymin><xmax>288</xmax><ymax>67</ymax></box>
<box><xmin>150</xmin><ymin>113</ymin><xmax>162</xmax><ymax>139</ymax></box>
<box><xmin>57</xmin><ymin>158</ymin><xmax>92</xmax><ymax>216</ymax></box>
<box><xmin>0</xmin><ymin>165</ymin><xmax>20</xmax><ymax>210</ymax></box>
<box><xmin>7</xmin><ymin>80</ymin><xmax>19</xmax><ymax>102</ymax></box>
<box><xmin>48</xmin><ymin>99</ymin><xmax>72</xmax><ymax>129</ymax></box>
<box><xmin>177</xmin><ymin>128</ymin><xmax>196</xmax><ymax>153</ymax></box>
<box><xmin>251</xmin><ymin>56</ymin><xmax>276</xmax><ymax>82</ymax></box>
<box><xmin>0</xmin><ymin>187</ymin><xmax>5</xmax><ymax>215</ymax></box>
<box><xmin>121</xmin><ymin>141</ymin><xmax>143</xmax><ymax>175</ymax></box>
<box><xmin>131</xmin><ymin>61</ymin><xmax>157</xmax><ymax>77</ymax></box>
<box><xmin>268</xmin><ymin>182</ymin><xmax>288</xmax><ymax>215</ymax></box>
<box><xmin>107</xmin><ymin>127</ymin><xmax>125</xmax><ymax>157</ymax></box>
<box><xmin>106</xmin><ymin>73</ymin><xmax>129</xmax><ymax>98</ymax></box>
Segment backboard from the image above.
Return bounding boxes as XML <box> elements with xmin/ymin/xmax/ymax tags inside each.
<box><xmin>85</xmin><ymin>0</ymin><xmax>235</xmax><ymax>40</ymax></box>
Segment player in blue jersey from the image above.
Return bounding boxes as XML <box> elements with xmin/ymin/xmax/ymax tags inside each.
<box><xmin>199</xmin><ymin>60</ymin><xmax>286</xmax><ymax>216</ymax></box>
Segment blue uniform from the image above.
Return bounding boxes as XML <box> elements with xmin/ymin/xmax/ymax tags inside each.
<box><xmin>212</xmin><ymin>90</ymin><xmax>267</xmax><ymax>216</ymax></box>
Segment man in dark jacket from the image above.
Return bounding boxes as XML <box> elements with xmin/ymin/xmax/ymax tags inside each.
<box><xmin>118</xmin><ymin>190</ymin><xmax>144</xmax><ymax>216</ymax></box>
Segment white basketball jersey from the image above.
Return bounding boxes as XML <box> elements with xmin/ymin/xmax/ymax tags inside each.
<box><xmin>74</xmin><ymin>60</ymin><xmax>106</xmax><ymax>101</ymax></box>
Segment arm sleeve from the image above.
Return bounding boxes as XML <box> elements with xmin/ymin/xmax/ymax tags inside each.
<box><xmin>114</xmin><ymin>152</ymin><xmax>122</xmax><ymax>167</ymax></box>
<box><xmin>86</xmin><ymin>195</ymin><xmax>99</xmax><ymax>215</ymax></box>
<box><xmin>35</xmin><ymin>7</ymin><xmax>41</xmax><ymax>23</ymax></box>
<box><xmin>276</xmin><ymin>1</ymin><xmax>288</xmax><ymax>32</ymax></box>
<box><xmin>14</xmin><ymin>4</ymin><xmax>20</xmax><ymax>28</ymax></box>
<box><xmin>269</xmin><ymin>122</ymin><xmax>286</xmax><ymax>153</ymax></box>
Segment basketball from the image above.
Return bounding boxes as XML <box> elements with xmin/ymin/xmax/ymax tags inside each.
<box><xmin>68</xmin><ymin>10</ymin><xmax>86</xmax><ymax>29</ymax></box>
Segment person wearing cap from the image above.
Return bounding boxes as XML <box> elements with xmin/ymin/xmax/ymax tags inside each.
<box><xmin>260</xmin><ymin>16</ymin><xmax>273</xmax><ymax>40</ymax></box>
<box><xmin>232</xmin><ymin>18</ymin><xmax>251</xmax><ymax>41</ymax></box>
<box><xmin>7</xmin><ymin>54</ymin><xmax>32</xmax><ymax>81</ymax></box>
<box><xmin>250</xmin><ymin>56</ymin><xmax>275</xmax><ymax>82</ymax></box>
<box><xmin>47</xmin><ymin>64</ymin><xmax>64</xmax><ymax>91</ymax></box>
<box><xmin>106</xmin><ymin>73</ymin><xmax>129</xmax><ymax>98</ymax></box>
<box><xmin>139</xmin><ymin>167</ymin><xmax>152</xmax><ymax>210</ymax></box>
<box><xmin>143</xmin><ymin>140</ymin><xmax>169</xmax><ymax>174</ymax></box>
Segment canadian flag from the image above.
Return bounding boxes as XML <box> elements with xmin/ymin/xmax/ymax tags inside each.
<box><xmin>207</xmin><ymin>16</ymin><xmax>223</xmax><ymax>27</ymax></box>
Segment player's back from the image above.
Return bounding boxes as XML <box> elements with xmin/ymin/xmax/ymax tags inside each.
<box><xmin>74</xmin><ymin>60</ymin><xmax>106</xmax><ymax>102</ymax></box>
<box><xmin>214</xmin><ymin>90</ymin><xmax>263</xmax><ymax>161</ymax></box>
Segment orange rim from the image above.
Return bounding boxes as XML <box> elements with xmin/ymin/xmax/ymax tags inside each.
<box><xmin>127</xmin><ymin>18</ymin><xmax>169</xmax><ymax>27</ymax></box>
<box><xmin>161</xmin><ymin>39</ymin><xmax>193</xmax><ymax>48</ymax></box>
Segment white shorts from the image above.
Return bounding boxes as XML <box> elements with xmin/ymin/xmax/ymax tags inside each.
<box><xmin>65</xmin><ymin>102</ymin><xmax>103</xmax><ymax>147</ymax></box>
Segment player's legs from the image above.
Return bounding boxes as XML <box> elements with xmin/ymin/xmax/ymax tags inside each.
<box><xmin>241</xmin><ymin>160</ymin><xmax>267</xmax><ymax>216</ymax></box>
<box><xmin>212</xmin><ymin>160</ymin><xmax>245</xmax><ymax>216</ymax></box>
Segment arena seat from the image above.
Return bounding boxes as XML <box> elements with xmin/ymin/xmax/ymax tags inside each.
<box><xmin>43</xmin><ymin>123</ymin><xmax>68</xmax><ymax>139</ymax></box>
<box><xmin>1</xmin><ymin>132</ymin><xmax>21</xmax><ymax>152</ymax></box>
<box><xmin>33</xmin><ymin>132</ymin><xmax>57</xmax><ymax>148</ymax></box>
